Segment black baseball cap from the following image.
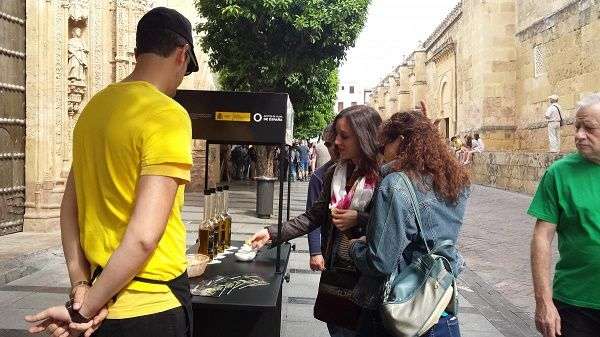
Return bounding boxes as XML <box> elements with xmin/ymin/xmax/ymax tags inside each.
<box><xmin>137</xmin><ymin>7</ymin><xmax>199</xmax><ymax>74</ymax></box>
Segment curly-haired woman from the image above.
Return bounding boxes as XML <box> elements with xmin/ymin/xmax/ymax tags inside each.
<box><xmin>349</xmin><ymin>110</ymin><xmax>471</xmax><ymax>337</ymax></box>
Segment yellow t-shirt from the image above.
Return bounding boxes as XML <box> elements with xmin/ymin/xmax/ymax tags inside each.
<box><xmin>72</xmin><ymin>81</ymin><xmax>192</xmax><ymax>319</ymax></box>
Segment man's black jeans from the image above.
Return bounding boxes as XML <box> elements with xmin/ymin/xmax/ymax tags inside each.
<box><xmin>91</xmin><ymin>307</ymin><xmax>187</xmax><ymax>337</ymax></box>
<box><xmin>555</xmin><ymin>299</ymin><xmax>600</xmax><ymax>337</ymax></box>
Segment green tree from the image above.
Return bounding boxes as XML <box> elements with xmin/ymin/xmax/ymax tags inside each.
<box><xmin>196</xmin><ymin>0</ymin><xmax>369</xmax><ymax>174</ymax></box>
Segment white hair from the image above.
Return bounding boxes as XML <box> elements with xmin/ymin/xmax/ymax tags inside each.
<box><xmin>576</xmin><ymin>93</ymin><xmax>600</xmax><ymax>114</ymax></box>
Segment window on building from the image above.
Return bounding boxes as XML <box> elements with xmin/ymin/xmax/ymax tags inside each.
<box><xmin>341</xmin><ymin>85</ymin><xmax>345</xmax><ymax>91</ymax></box>
<box><xmin>338</xmin><ymin>102</ymin><xmax>344</xmax><ymax>112</ymax></box>
<box><xmin>534</xmin><ymin>45</ymin><xmax>546</xmax><ymax>78</ymax></box>
<box><xmin>351</xmin><ymin>102</ymin><xmax>357</xmax><ymax>106</ymax></box>
<box><xmin>349</xmin><ymin>86</ymin><xmax>355</xmax><ymax>94</ymax></box>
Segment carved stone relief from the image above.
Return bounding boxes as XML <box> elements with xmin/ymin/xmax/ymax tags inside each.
<box><xmin>67</xmin><ymin>27</ymin><xmax>88</xmax><ymax>116</ymax></box>
<box><xmin>113</xmin><ymin>1</ymin><xmax>150</xmax><ymax>81</ymax></box>
<box><xmin>69</xmin><ymin>0</ymin><xmax>88</xmax><ymax>22</ymax></box>
<box><xmin>63</xmin><ymin>0</ymin><xmax>90</xmax><ymax>177</ymax></box>
<box><xmin>56</xmin><ymin>3</ymin><xmax>68</xmax><ymax>179</ymax></box>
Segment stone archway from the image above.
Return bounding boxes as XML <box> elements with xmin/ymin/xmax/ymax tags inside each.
<box><xmin>439</xmin><ymin>78</ymin><xmax>452</xmax><ymax>138</ymax></box>
<box><xmin>0</xmin><ymin>0</ymin><xmax>26</xmax><ymax>236</ymax></box>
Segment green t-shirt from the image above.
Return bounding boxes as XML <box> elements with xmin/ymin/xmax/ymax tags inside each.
<box><xmin>528</xmin><ymin>153</ymin><xmax>600</xmax><ymax>309</ymax></box>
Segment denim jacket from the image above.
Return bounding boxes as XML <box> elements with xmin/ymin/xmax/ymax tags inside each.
<box><xmin>349</xmin><ymin>164</ymin><xmax>470</xmax><ymax>309</ymax></box>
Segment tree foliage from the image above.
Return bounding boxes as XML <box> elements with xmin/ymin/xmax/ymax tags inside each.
<box><xmin>195</xmin><ymin>0</ymin><xmax>369</xmax><ymax>139</ymax></box>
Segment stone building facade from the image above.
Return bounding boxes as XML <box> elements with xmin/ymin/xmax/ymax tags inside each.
<box><xmin>18</xmin><ymin>0</ymin><xmax>217</xmax><ymax>233</ymax></box>
<box><xmin>369</xmin><ymin>0</ymin><xmax>600</xmax><ymax>194</ymax></box>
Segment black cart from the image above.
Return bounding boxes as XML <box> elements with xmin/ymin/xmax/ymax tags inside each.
<box><xmin>175</xmin><ymin>90</ymin><xmax>295</xmax><ymax>337</ymax></box>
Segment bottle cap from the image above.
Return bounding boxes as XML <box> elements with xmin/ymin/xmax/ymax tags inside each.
<box><xmin>203</xmin><ymin>189</ymin><xmax>211</xmax><ymax>195</ymax></box>
<box><xmin>223</xmin><ymin>185</ymin><xmax>229</xmax><ymax>190</ymax></box>
<box><xmin>216</xmin><ymin>186</ymin><xmax>223</xmax><ymax>192</ymax></box>
<box><xmin>209</xmin><ymin>188</ymin><xmax>216</xmax><ymax>194</ymax></box>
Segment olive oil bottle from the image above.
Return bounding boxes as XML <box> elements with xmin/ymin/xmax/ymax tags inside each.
<box><xmin>223</xmin><ymin>185</ymin><xmax>233</xmax><ymax>248</ymax></box>
<box><xmin>214</xmin><ymin>186</ymin><xmax>225</xmax><ymax>253</ymax></box>
<box><xmin>198</xmin><ymin>189</ymin><xmax>214</xmax><ymax>259</ymax></box>
<box><xmin>209</xmin><ymin>188</ymin><xmax>219</xmax><ymax>258</ymax></box>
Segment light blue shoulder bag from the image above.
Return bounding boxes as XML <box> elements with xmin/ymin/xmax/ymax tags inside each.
<box><xmin>380</xmin><ymin>173</ymin><xmax>458</xmax><ymax>337</ymax></box>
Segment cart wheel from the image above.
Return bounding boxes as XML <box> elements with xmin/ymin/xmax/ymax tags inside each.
<box><xmin>284</xmin><ymin>273</ymin><xmax>291</xmax><ymax>283</ymax></box>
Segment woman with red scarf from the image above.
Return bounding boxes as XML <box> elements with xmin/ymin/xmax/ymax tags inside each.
<box><xmin>251</xmin><ymin>105</ymin><xmax>382</xmax><ymax>337</ymax></box>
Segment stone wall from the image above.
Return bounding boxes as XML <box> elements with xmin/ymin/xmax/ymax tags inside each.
<box><xmin>515</xmin><ymin>0</ymin><xmax>600</xmax><ymax>152</ymax></box>
<box><xmin>189</xmin><ymin>142</ymin><xmax>221</xmax><ymax>192</ymax></box>
<box><xmin>370</xmin><ymin>0</ymin><xmax>519</xmax><ymax>150</ymax></box>
<box><xmin>24</xmin><ymin>0</ymin><xmax>216</xmax><ymax>231</ymax></box>
<box><xmin>470</xmin><ymin>151</ymin><xmax>565</xmax><ymax>195</ymax></box>
<box><xmin>517</xmin><ymin>0</ymin><xmax>576</xmax><ymax>32</ymax></box>
<box><xmin>366</xmin><ymin>0</ymin><xmax>600</xmax><ymax>194</ymax></box>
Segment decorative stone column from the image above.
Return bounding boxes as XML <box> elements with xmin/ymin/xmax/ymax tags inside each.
<box><xmin>24</xmin><ymin>1</ymin><xmax>71</xmax><ymax>231</ymax></box>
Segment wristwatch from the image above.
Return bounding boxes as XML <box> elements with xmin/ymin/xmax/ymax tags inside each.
<box><xmin>65</xmin><ymin>299</ymin><xmax>92</xmax><ymax>324</ymax></box>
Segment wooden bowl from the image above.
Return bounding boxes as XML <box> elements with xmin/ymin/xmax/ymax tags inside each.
<box><xmin>187</xmin><ymin>254</ymin><xmax>210</xmax><ymax>278</ymax></box>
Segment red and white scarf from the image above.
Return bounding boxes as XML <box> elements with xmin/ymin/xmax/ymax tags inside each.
<box><xmin>329</xmin><ymin>162</ymin><xmax>375</xmax><ymax>212</ymax></box>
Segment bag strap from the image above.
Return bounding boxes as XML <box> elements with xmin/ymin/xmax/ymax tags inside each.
<box><xmin>383</xmin><ymin>173</ymin><xmax>456</xmax><ymax>299</ymax></box>
<box><xmin>432</xmin><ymin>239</ymin><xmax>454</xmax><ymax>253</ymax></box>
<box><xmin>553</xmin><ymin>104</ymin><xmax>563</xmax><ymax>124</ymax></box>
<box><xmin>398</xmin><ymin>172</ymin><xmax>431</xmax><ymax>254</ymax></box>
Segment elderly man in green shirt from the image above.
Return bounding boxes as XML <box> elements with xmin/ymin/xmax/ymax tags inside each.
<box><xmin>529</xmin><ymin>93</ymin><xmax>600</xmax><ymax>337</ymax></box>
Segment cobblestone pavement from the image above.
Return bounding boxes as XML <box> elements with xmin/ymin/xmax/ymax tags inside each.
<box><xmin>0</xmin><ymin>181</ymin><xmax>545</xmax><ymax>336</ymax></box>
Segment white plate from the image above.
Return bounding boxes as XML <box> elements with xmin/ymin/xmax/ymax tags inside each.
<box><xmin>235</xmin><ymin>251</ymin><xmax>257</xmax><ymax>262</ymax></box>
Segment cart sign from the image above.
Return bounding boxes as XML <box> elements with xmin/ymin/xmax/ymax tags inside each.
<box><xmin>174</xmin><ymin>90</ymin><xmax>294</xmax><ymax>145</ymax></box>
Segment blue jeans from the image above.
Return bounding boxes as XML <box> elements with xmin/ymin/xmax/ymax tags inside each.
<box><xmin>300</xmin><ymin>160</ymin><xmax>309</xmax><ymax>172</ymax></box>
<box><xmin>356</xmin><ymin>309</ymin><xmax>460</xmax><ymax>337</ymax></box>
<box><xmin>289</xmin><ymin>164</ymin><xmax>296</xmax><ymax>181</ymax></box>
<box><xmin>327</xmin><ymin>323</ymin><xmax>357</xmax><ymax>337</ymax></box>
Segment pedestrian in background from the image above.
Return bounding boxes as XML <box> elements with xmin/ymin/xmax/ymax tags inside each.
<box><xmin>24</xmin><ymin>7</ymin><xmax>198</xmax><ymax>337</ymax></box>
<box><xmin>450</xmin><ymin>136</ymin><xmax>463</xmax><ymax>159</ymax></box>
<box><xmin>545</xmin><ymin>94</ymin><xmax>563</xmax><ymax>153</ymax></box>
<box><xmin>298</xmin><ymin>141</ymin><xmax>310</xmax><ymax>181</ymax></box>
<box><xmin>463</xmin><ymin>133</ymin><xmax>484</xmax><ymax>165</ymax></box>
<box><xmin>458</xmin><ymin>135</ymin><xmax>472</xmax><ymax>164</ymax></box>
<box><xmin>251</xmin><ymin>105</ymin><xmax>382</xmax><ymax>336</ymax></box>
<box><xmin>529</xmin><ymin>93</ymin><xmax>600</xmax><ymax>337</ymax></box>
<box><xmin>289</xmin><ymin>143</ymin><xmax>299</xmax><ymax>182</ymax></box>
<box><xmin>315</xmin><ymin>137</ymin><xmax>332</xmax><ymax>169</ymax></box>
<box><xmin>247</xmin><ymin>145</ymin><xmax>257</xmax><ymax>180</ymax></box>
<box><xmin>309</xmin><ymin>142</ymin><xmax>317</xmax><ymax>175</ymax></box>
<box><xmin>306</xmin><ymin>125</ymin><xmax>338</xmax><ymax>272</ymax></box>
<box><xmin>350</xmin><ymin>110</ymin><xmax>470</xmax><ymax>337</ymax></box>
<box><xmin>230</xmin><ymin>145</ymin><xmax>244</xmax><ymax>180</ymax></box>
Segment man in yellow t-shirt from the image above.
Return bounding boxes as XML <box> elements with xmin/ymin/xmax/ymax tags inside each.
<box><xmin>25</xmin><ymin>7</ymin><xmax>199</xmax><ymax>337</ymax></box>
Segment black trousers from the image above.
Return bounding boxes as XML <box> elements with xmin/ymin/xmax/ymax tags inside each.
<box><xmin>555</xmin><ymin>299</ymin><xmax>600</xmax><ymax>337</ymax></box>
<box><xmin>91</xmin><ymin>307</ymin><xmax>187</xmax><ymax>337</ymax></box>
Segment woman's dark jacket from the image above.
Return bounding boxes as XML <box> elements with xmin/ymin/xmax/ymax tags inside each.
<box><xmin>267</xmin><ymin>162</ymin><xmax>372</xmax><ymax>309</ymax></box>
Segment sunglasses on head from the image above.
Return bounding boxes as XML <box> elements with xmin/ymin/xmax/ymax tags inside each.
<box><xmin>184</xmin><ymin>46</ymin><xmax>197</xmax><ymax>76</ymax></box>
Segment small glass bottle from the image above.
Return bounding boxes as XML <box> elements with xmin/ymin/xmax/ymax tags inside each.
<box><xmin>223</xmin><ymin>185</ymin><xmax>233</xmax><ymax>248</ymax></box>
<box><xmin>216</xmin><ymin>186</ymin><xmax>227</xmax><ymax>252</ymax></box>
<box><xmin>209</xmin><ymin>188</ymin><xmax>219</xmax><ymax>258</ymax></box>
<box><xmin>198</xmin><ymin>189</ymin><xmax>214</xmax><ymax>259</ymax></box>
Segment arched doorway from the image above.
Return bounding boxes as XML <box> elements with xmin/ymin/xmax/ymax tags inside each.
<box><xmin>0</xmin><ymin>0</ymin><xmax>26</xmax><ymax>235</ymax></box>
<box><xmin>439</xmin><ymin>81</ymin><xmax>451</xmax><ymax>139</ymax></box>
